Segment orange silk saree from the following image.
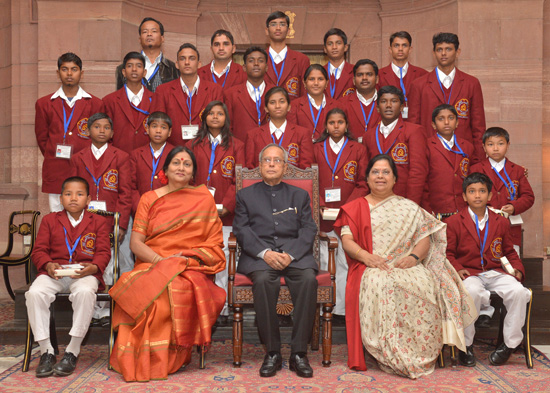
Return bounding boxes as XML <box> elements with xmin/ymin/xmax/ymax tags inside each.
<box><xmin>109</xmin><ymin>186</ymin><xmax>226</xmax><ymax>381</ymax></box>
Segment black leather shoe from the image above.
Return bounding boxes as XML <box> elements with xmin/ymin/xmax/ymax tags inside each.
<box><xmin>53</xmin><ymin>352</ymin><xmax>78</xmax><ymax>376</ymax></box>
<box><xmin>475</xmin><ymin>315</ymin><xmax>491</xmax><ymax>329</ymax></box>
<box><xmin>36</xmin><ymin>352</ymin><xmax>56</xmax><ymax>378</ymax></box>
<box><xmin>259</xmin><ymin>352</ymin><xmax>282</xmax><ymax>377</ymax></box>
<box><xmin>489</xmin><ymin>343</ymin><xmax>514</xmax><ymax>366</ymax></box>
<box><xmin>289</xmin><ymin>353</ymin><xmax>313</xmax><ymax>378</ymax></box>
<box><xmin>458</xmin><ymin>345</ymin><xmax>476</xmax><ymax>367</ymax></box>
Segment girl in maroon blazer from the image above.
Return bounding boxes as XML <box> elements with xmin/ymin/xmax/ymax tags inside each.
<box><xmin>187</xmin><ymin>101</ymin><xmax>245</xmax><ymax>320</ymax></box>
<box><xmin>245</xmin><ymin>86</ymin><xmax>313</xmax><ymax>169</ymax></box>
<box><xmin>288</xmin><ymin>64</ymin><xmax>341</xmax><ymax>140</ymax></box>
<box><xmin>313</xmin><ymin>108</ymin><xmax>368</xmax><ymax>317</ymax></box>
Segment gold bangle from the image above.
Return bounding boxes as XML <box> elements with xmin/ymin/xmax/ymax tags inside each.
<box><xmin>354</xmin><ymin>248</ymin><xmax>362</xmax><ymax>259</ymax></box>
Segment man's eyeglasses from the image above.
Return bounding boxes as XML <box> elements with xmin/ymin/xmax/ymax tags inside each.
<box><xmin>261</xmin><ymin>157</ymin><xmax>285</xmax><ymax>165</ymax></box>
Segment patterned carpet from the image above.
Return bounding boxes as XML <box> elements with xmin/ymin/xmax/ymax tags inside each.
<box><xmin>0</xmin><ymin>340</ymin><xmax>549</xmax><ymax>392</ymax></box>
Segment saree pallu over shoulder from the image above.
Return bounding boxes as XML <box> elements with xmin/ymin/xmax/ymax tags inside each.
<box><xmin>109</xmin><ymin>185</ymin><xmax>226</xmax><ymax>382</ymax></box>
<box><xmin>335</xmin><ymin>196</ymin><xmax>476</xmax><ymax>374</ymax></box>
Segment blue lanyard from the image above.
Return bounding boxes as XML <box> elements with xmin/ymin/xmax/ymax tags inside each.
<box><xmin>438</xmin><ymin>134</ymin><xmax>466</xmax><ymax>157</ymax></box>
<box><xmin>212</xmin><ymin>66</ymin><xmax>230</xmax><ymax>88</ymax></box>
<box><xmin>124</xmin><ymin>84</ymin><xmax>150</xmax><ymax>116</ymax></box>
<box><xmin>435</xmin><ymin>69</ymin><xmax>454</xmax><ymax>105</ymax></box>
<box><xmin>150</xmin><ymin>144</ymin><xmax>165</xmax><ymax>190</ymax></box>
<box><xmin>146</xmin><ymin>64</ymin><xmax>160</xmax><ymax>83</ymax></box>
<box><xmin>271</xmin><ymin>129</ymin><xmax>284</xmax><ymax>146</ymax></box>
<box><xmin>323</xmin><ymin>137</ymin><xmax>348</xmax><ymax>183</ymax></box>
<box><xmin>474</xmin><ymin>212</ymin><xmax>489</xmax><ymax>268</ymax></box>
<box><xmin>359</xmin><ymin>98</ymin><xmax>375</xmax><ymax>132</ymax></box>
<box><xmin>307</xmin><ymin>96</ymin><xmax>324</xmax><ymax>136</ymax></box>
<box><xmin>398</xmin><ymin>66</ymin><xmax>408</xmax><ymax>103</ymax></box>
<box><xmin>327</xmin><ymin>63</ymin><xmax>340</xmax><ymax>98</ymax></box>
<box><xmin>85</xmin><ymin>166</ymin><xmax>101</xmax><ymax>200</ymax></box>
<box><xmin>63</xmin><ymin>227</ymin><xmax>82</xmax><ymax>264</ymax></box>
<box><xmin>375</xmin><ymin>123</ymin><xmax>397</xmax><ymax>155</ymax></box>
<box><xmin>491</xmin><ymin>161</ymin><xmax>517</xmax><ymax>200</ymax></box>
<box><xmin>253</xmin><ymin>86</ymin><xmax>262</xmax><ymax>126</ymax></box>
<box><xmin>268</xmin><ymin>51</ymin><xmax>287</xmax><ymax>86</ymax></box>
<box><xmin>207</xmin><ymin>140</ymin><xmax>219</xmax><ymax>185</ymax></box>
<box><xmin>185</xmin><ymin>87</ymin><xmax>194</xmax><ymax>123</ymax></box>
<box><xmin>62</xmin><ymin>104</ymin><xmax>76</xmax><ymax>144</ymax></box>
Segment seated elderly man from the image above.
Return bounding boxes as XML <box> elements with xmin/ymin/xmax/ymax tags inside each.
<box><xmin>233</xmin><ymin>143</ymin><xmax>318</xmax><ymax>378</ymax></box>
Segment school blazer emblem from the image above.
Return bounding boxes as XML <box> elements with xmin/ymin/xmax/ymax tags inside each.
<box><xmin>287</xmin><ymin>143</ymin><xmax>299</xmax><ymax>163</ymax></box>
<box><xmin>81</xmin><ymin>233</ymin><xmax>96</xmax><ymax>256</ymax></box>
<box><xmin>344</xmin><ymin>161</ymin><xmax>358</xmax><ymax>182</ymax></box>
<box><xmin>221</xmin><ymin>156</ymin><xmax>235</xmax><ymax>178</ymax></box>
<box><xmin>490</xmin><ymin>237</ymin><xmax>503</xmax><ymax>259</ymax></box>
<box><xmin>509</xmin><ymin>180</ymin><xmax>520</xmax><ymax>200</ymax></box>
<box><xmin>286</xmin><ymin>77</ymin><xmax>299</xmax><ymax>97</ymax></box>
<box><xmin>455</xmin><ymin>98</ymin><xmax>470</xmax><ymax>119</ymax></box>
<box><xmin>77</xmin><ymin>118</ymin><xmax>90</xmax><ymax>139</ymax></box>
<box><xmin>142</xmin><ymin>116</ymin><xmax>149</xmax><ymax>133</ymax></box>
<box><xmin>343</xmin><ymin>87</ymin><xmax>355</xmax><ymax>97</ymax></box>
<box><xmin>391</xmin><ymin>143</ymin><xmax>408</xmax><ymax>163</ymax></box>
<box><xmin>459</xmin><ymin>157</ymin><xmax>470</xmax><ymax>178</ymax></box>
<box><xmin>103</xmin><ymin>169</ymin><xmax>119</xmax><ymax>191</ymax></box>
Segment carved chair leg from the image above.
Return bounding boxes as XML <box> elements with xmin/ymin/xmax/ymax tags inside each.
<box><xmin>311</xmin><ymin>305</ymin><xmax>320</xmax><ymax>351</ymax></box>
<box><xmin>524</xmin><ymin>289</ymin><xmax>533</xmax><ymax>369</ymax></box>
<box><xmin>450</xmin><ymin>345</ymin><xmax>458</xmax><ymax>367</ymax></box>
<box><xmin>3</xmin><ymin>266</ymin><xmax>15</xmax><ymax>301</ymax></box>
<box><xmin>497</xmin><ymin>303</ymin><xmax>507</xmax><ymax>348</ymax></box>
<box><xmin>322</xmin><ymin>304</ymin><xmax>332</xmax><ymax>367</ymax></box>
<box><xmin>438</xmin><ymin>347</ymin><xmax>445</xmax><ymax>368</ymax></box>
<box><xmin>22</xmin><ymin>318</ymin><xmax>34</xmax><ymax>372</ymax></box>
<box><xmin>233</xmin><ymin>304</ymin><xmax>243</xmax><ymax>367</ymax></box>
<box><xmin>198</xmin><ymin>345</ymin><xmax>206</xmax><ymax>369</ymax></box>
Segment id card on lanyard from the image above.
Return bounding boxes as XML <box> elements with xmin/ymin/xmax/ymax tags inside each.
<box><xmin>85</xmin><ymin>167</ymin><xmax>107</xmax><ymax>211</ymax></box>
<box><xmin>182</xmin><ymin>87</ymin><xmax>199</xmax><ymax>139</ymax></box>
<box><xmin>398</xmin><ymin>66</ymin><xmax>409</xmax><ymax>118</ymax></box>
<box><xmin>63</xmin><ymin>227</ymin><xmax>82</xmax><ymax>264</ymax></box>
<box><xmin>56</xmin><ymin>103</ymin><xmax>75</xmax><ymax>159</ymax></box>
<box><xmin>358</xmin><ymin>100</ymin><xmax>375</xmax><ymax>144</ymax></box>
<box><xmin>323</xmin><ymin>138</ymin><xmax>348</xmax><ymax>202</ymax></box>
<box><xmin>474</xmin><ymin>212</ymin><xmax>489</xmax><ymax>270</ymax></box>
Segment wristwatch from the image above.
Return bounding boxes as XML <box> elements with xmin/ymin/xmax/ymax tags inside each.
<box><xmin>410</xmin><ymin>253</ymin><xmax>420</xmax><ymax>261</ymax></box>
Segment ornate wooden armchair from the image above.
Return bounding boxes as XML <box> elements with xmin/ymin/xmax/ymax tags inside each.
<box><xmin>22</xmin><ymin>209</ymin><xmax>120</xmax><ymax>372</ymax></box>
<box><xmin>227</xmin><ymin>164</ymin><xmax>338</xmax><ymax>367</ymax></box>
<box><xmin>0</xmin><ymin>210</ymin><xmax>41</xmax><ymax>300</ymax></box>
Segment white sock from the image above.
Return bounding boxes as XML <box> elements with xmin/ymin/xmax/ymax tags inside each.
<box><xmin>38</xmin><ymin>338</ymin><xmax>54</xmax><ymax>355</ymax></box>
<box><xmin>66</xmin><ymin>336</ymin><xmax>84</xmax><ymax>357</ymax></box>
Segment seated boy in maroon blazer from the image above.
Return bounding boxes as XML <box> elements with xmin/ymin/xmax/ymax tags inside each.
<box><xmin>198</xmin><ymin>29</ymin><xmax>247</xmax><ymax>91</ymax></box>
<box><xmin>323</xmin><ymin>28</ymin><xmax>355</xmax><ymax>100</ymax></box>
<box><xmin>26</xmin><ymin>177</ymin><xmax>111</xmax><ymax>377</ymax></box>
<box><xmin>446</xmin><ymin>172</ymin><xmax>531</xmax><ymax>367</ymax></box>
<box><xmin>129</xmin><ymin>111</ymin><xmax>174</xmax><ymax>215</ymax></box>
<box><xmin>103</xmin><ymin>51</ymin><xmax>153</xmax><ymax>155</ymax></box>
<box><xmin>423</xmin><ymin>104</ymin><xmax>474</xmax><ymax>219</ymax></box>
<box><xmin>362</xmin><ymin>85</ymin><xmax>428</xmax><ymax>205</ymax></box>
<box><xmin>70</xmin><ymin>113</ymin><xmax>132</xmax><ymax>322</ymax></box>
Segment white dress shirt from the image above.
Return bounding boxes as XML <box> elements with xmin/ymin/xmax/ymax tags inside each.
<box><xmin>436</xmin><ymin>67</ymin><xmax>456</xmax><ymax>89</ymax></box>
<box><xmin>468</xmin><ymin>207</ymin><xmax>489</xmax><ymax>231</ymax></box>
<box><xmin>308</xmin><ymin>94</ymin><xmax>327</xmax><ymax>111</ymax></box>
<box><xmin>211</xmin><ymin>60</ymin><xmax>232</xmax><ymax>78</ymax></box>
<box><xmin>356</xmin><ymin>90</ymin><xmax>377</xmax><ymax>107</ymax></box>
<box><xmin>329</xmin><ymin>137</ymin><xmax>345</xmax><ymax>154</ymax></box>
<box><xmin>269</xmin><ymin>120</ymin><xmax>287</xmax><ymax>140</ymax></box>
<box><xmin>143</xmin><ymin>51</ymin><xmax>162</xmax><ymax>80</ymax></box>
<box><xmin>391</xmin><ymin>62</ymin><xmax>409</xmax><ymax>79</ymax></box>
<box><xmin>180</xmin><ymin>76</ymin><xmax>200</xmax><ymax>97</ymax></box>
<box><xmin>269</xmin><ymin>46</ymin><xmax>288</xmax><ymax>64</ymax></box>
<box><xmin>328</xmin><ymin>61</ymin><xmax>345</xmax><ymax>80</ymax></box>
<box><xmin>246</xmin><ymin>81</ymin><xmax>266</xmax><ymax>103</ymax></box>
<box><xmin>438</xmin><ymin>134</ymin><xmax>455</xmax><ymax>149</ymax></box>
<box><xmin>151</xmin><ymin>142</ymin><xmax>166</xmax><ymax>159</ymax></box>
<box><xmin>489</xmin><ymin>157</ymin><xmax>506</xmax><ymax>172</ymax></box>
<box><xmin>125</xmin><ymin>85</ymin><xmax>144</xmax><ymax>106</ymax></box>
<box><xmin>91</xmin><ymin>144</ymin><xmax>108</xmax><ymax>160</ymax></box>
<box><xmin>67</xmin><ymin>210</ymin><xmax>85</xmax><ymax>228</ymax></box>
<box><xmin>51</xmin><ymin>86</ymin><xmax>92</xmax><ymax>108</ymax></box>
<box><xmin>379</xmin><ymin>118</ymin><xmax>399</xmax><ymax>138</ymax></box>
<box><xmin>208</xmin><ymin>133</ymin><xmax>223</xmax><ymax>145</ymax></box>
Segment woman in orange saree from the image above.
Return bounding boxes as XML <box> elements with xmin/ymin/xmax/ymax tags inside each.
<box><xmin>109</xmin><ymin>146</ymin><xmax>226</xmax><ymax>382</ymax></box>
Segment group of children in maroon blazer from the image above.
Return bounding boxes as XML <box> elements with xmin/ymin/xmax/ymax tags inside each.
<box><xmin>28</xmin><ymin>10</ymin><xmax>534</xmax><ymax>378</ymax></box>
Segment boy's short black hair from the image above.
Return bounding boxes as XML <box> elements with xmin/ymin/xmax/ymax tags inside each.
<box><xmin>482</xmin><ymin>127</ymin><xmax>510</xmax><ymax>144</ymax></box>
<box><xmin>211</xmin><ymin>29</ymin><xmax>234</xmax><ymax>45</ymax></box>
<box><xmin>266</xmin><ymin>11</ymin><xmax>290</xmax><ymax>27</ymax></box>
<box><xmin>122</xmin><ymin>51</ymin><xmax>146</xmax><ymax>68</ymax></box>
<box><xmin>177</xmin><ymin>43</ymin><xmax>200</xmax><ymax>60</ymax></box>
<box><xmin>462</xmin><ymin>172</ymin><xmax>493</xmax><ymax>194</ymax></box>
<box><xmin>432</xmin><ymin>104</ymin><xmax>458</xmax><ymax>123</ymax></box>
<box><xmin>389</xmin><ymin>31</ymin><xmax>412</xmax><ymax>46</ymax></box>
<box><xmin>61</xmin><ymin>176</ymin><xmax>90</xmax><ymax>195</ymax></box>
<box><xmin>377</xmin><ymin>85</ymin><xmax>404</xmax><ymax>105</ymax></box>
<box><xmin>432</xmin><ymin>32</ymin><xmax>460</xmax><ymax>51</ymax></box>
<box><xmin>88</xmin><ymin>113</ymin><xmax>113</xmax><ymax>129</ymax></box>
<box><xmin>243</xmin><ymin>46</ymin><xmax>268</xmax><ymax>63</ymax></box>
<box><xmin>57</xmin><ymin>52</ymin><xmax>82</xmax><ymax>70</ymax></box>
<box><xmin>147</xmin><ymin>111</ymin><xmax>172</xmax><ymax>128</ymax></box>
<box><xmin>353</xmin><ymin>59</ymin><xmax>379</xmax><ymax>76</ymax></box>
<box><xmin>138</xmin><ymin>17</ymin><xmax>164</xmax><ymax>36</ymax></box>
<box><xmin>323</xmin><ymin>28</ymin><xmax>347</xmax><ymax>46</ymax></box>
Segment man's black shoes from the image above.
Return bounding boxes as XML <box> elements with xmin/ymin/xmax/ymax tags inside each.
<box><xmin>489</xmin><ymin>343</ymin><xmax>514</xmax><ymax>366</ymax></box>
<box><xmin>289</xmin><ymin>352</ymin><xmax>313</xmax><ymax>378</ymax></box>
<box><xmin>36</xmin><ymin>352</ymin><xmax>56</xmax><ymax>377</ymax></box>
<box><xmin>53</xmin><ymin>352</ymin><xmax>78</xmax><ymax>376</ymax></box>
<box><xmin>259</xmin><ymin>352</ymin><xmax>282</xmax><ymax>377</ymax></box>
<box><xmin>458</xmin><ymin>345</ymin><xmax>476</xmax><ymax>367</ymax></box>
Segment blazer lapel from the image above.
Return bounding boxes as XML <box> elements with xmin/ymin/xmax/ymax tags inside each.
<box><xmin>461</xmin><ymin>209</ymin><xmax>480</xmax><ymax>245</ymax></box>
<box><xmin>140</xmin><ymin>145</ymin><xmax>154</xmax><ymax>171</ymax></box>
<box><xmin>171</xmin><ymin>82</ymin><xmax>189</xmax><ymax>118</ymax></box>
<box><xmin>432</xmin><ymin>137</ymin><xmax>455</xmax><ymax>167</ymax></box>
<box><xmin>116</xmin><ymin>89</ymin><xmax>136</xmax><ymax>126</ymax></box>
<box><xmin>333</xmin><ymin>140</ymin><xmax>352</xmax><ymax>173</ymax></box>
<box><xmin>449</xmin><ymin>69</ymin><xmax>465</xmax><ymax>106</ymax></box>
<box><xmin>427</xmin><ymin>70</ymin><xmax>445</xmax><ymax>103</ymax></box>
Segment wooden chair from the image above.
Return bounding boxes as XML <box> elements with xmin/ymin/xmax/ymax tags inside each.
<box><xmin>22</xmin><ymin>209</ymin><xmax>120</xmax><ymax>372</ymax></box>
<box><xmin>0</xmin><ymin>210</ymin><xmax>41</xmax><ymax>300</ymax></box>
<box><xmin>227</xmin><ymin>164</ymin><xmax>338</xmax><ymax>367</ymax></box>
